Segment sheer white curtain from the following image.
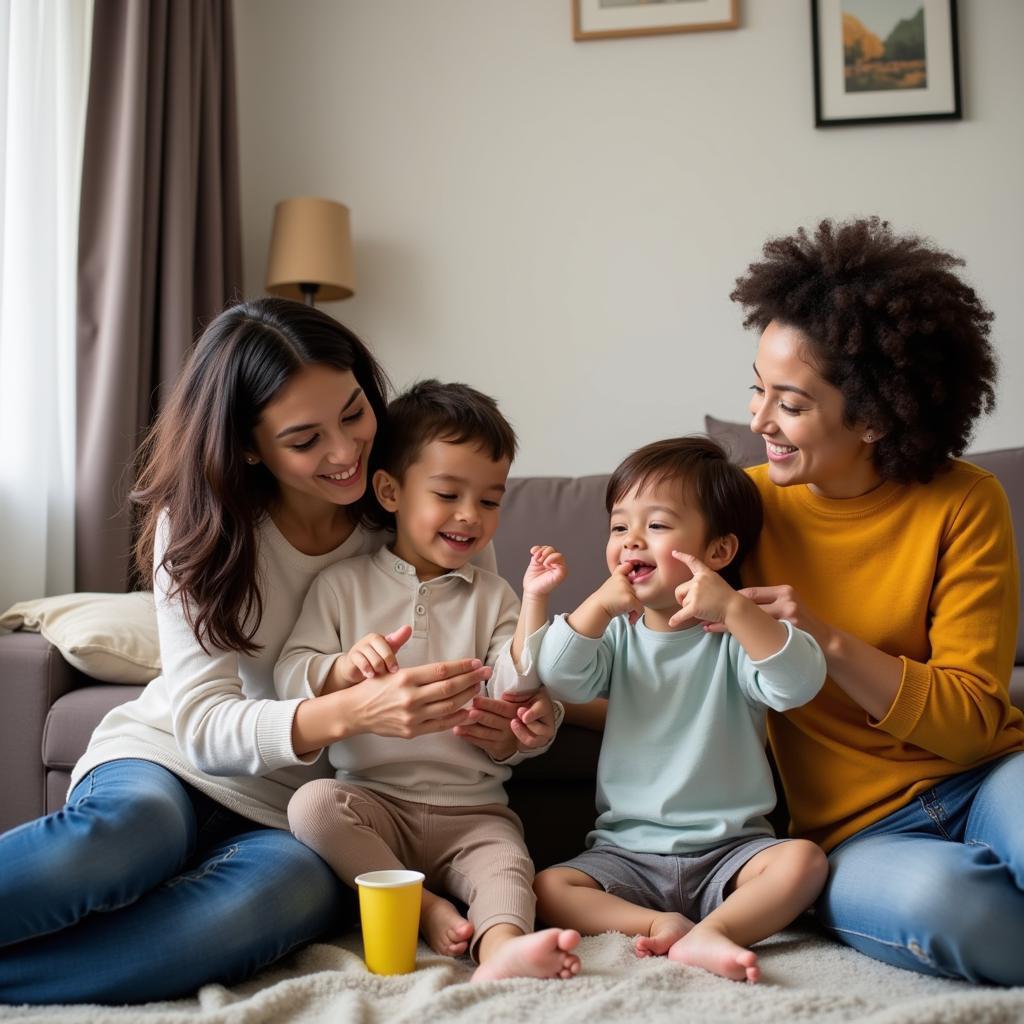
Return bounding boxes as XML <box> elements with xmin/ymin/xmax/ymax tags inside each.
<box><xmin>0</xmin><ymin>0</ymin><xmax>92</xmax><ymax>611</ymax></box>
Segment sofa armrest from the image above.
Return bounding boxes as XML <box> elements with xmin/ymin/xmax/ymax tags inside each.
<box><xmin>0</xmin><ymin>631</ymin><xmax>91</xmax><ymax>832</ymax></box>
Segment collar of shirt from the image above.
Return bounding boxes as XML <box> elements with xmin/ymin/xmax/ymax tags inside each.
<box><xmin>371</xmin><ymin>544</ymin><xmax>476</xmax><ymax>588</ymax></box>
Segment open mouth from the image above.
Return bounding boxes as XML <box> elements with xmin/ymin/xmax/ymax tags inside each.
<box><xmin>439</xmin><ymin>531</ymin><xmax>475</xmax><ymax>551</ymax></box>
<box><xmin>765</xmin><ymin>440</ymin><xmax>798</xmax><ymax>462</ymax></box>
<box><xmin>319</xmin><ymin>459</ymin><xmax>361</xmax><ymax>486</ymax></box>
<box><xmin>625</xmin><ymin>560</ymin><xmax>655</xmax><ymax>584</ymax></box>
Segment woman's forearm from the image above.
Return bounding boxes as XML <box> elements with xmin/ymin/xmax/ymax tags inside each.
<box><xmin>290</xmin><ymin>689</ymin><xmax>356</xmax><ymax>756</ymax></box>
<box><xmin>813</xmin><ymin>619</ymin><xmax>903</xmax><ymax>721</ymax></box>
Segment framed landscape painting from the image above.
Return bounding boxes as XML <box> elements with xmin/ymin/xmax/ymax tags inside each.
<box><xmin>573</xmin><ymin>0</ymin><xmax>739</xmax><ymax>41</ymax></box>
<box><xmin>811</xmin><ymin>0</ymin><xmax>961</xmax><ymax>126</ymax></box>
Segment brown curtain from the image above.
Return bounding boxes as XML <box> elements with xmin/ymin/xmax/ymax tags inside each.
<box><xmin>76</xmin><ymin>0</ymin><xmax>242</xmax><ymax>592</ymax></box>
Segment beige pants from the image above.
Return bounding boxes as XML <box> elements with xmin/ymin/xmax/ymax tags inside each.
<box><xmin>289</xmin><ymin>779</ymin><xmax>535</xmax><ymax>958</ymax></box>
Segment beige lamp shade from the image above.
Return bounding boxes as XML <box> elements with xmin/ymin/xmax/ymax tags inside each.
<box><xmin>265</xmin><ymin>197</ymin><xmax>355</xmax><ymax>302</ymax></box>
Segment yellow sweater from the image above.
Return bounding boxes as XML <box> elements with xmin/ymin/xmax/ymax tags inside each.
<box><xmin>744</xmin><ymin>460</ymin><xmax>1024</xmax><ymax>852</ymax></box>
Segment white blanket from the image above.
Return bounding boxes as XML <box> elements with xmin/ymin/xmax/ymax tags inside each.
<box><xmin>3</xmin><ymin>925</ymin><xmax>1022</xmax><ymax>1024</ymax></box>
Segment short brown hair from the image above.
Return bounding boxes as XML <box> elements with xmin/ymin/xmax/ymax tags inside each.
<box><xmin>606</xmin><ymin>436</ymin><xmax>762</xmax><ymax>588</ymax></box>
<box><xmin>367</xmin><ymin>379</ymin><xmax>517</xmax><ymax>529</ymax></box>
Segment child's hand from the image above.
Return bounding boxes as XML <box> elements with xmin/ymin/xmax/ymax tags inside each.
<box><xmin>334</xmin><ymin>625</ymin><xmax>413</xmax><ymax>684</ymax></box>
<box><xmin>522</xmin><ymin>545</ymin><xmax>567</xmax><ymax>597</ymax></box>
<box><xmin>596</xmin><ymin>563</ymin><xmax>644</xmax><ymax>625</ymax></box>
<box><xmin>668</xmin><ymin>551</ymin><xmax>737</xmax><ymax>628</ymax></box>
<box><xmin>508</xmin><ymin>687</ymin><xmax>557</xmax><ymax>750</ymax></box>
<box><xmin>453</xmin><ymin>695</ymin><xmax>520</xmax><ymax>759</ymax></box>
<box><xmin>453</xmin><ymin>688</ymin><xmax>557</xmax><ymax>759</ymax></box>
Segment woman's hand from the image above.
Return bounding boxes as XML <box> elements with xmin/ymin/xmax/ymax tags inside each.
<box><xmin>704</xmin><ymin>584</ymin><xmax>818</xmax><ymax>635</ymax></box>
<box><xmin>738</xmin><ymin>584</ymin><xmax>810</xmax><ymax>628</ymax></box>
<box><xmin>715</xmin><ymin>585</ymin><xmax>834</xmax><ymax>655</ymax></box>
<box><xmin>292</xmin><ymin>658</ymin><xmax>490</xmax><ymax>754</ymax></box>
<box><xmin>722</xmin><ymin>583</ymin><xmax>902</xmax><ymax>720</ymax></box>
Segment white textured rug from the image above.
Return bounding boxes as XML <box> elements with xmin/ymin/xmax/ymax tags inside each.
<box><xmin>3</xmin><ymin>925</ymin><xmax>1023</xmax><ymax>1024</ymax></box>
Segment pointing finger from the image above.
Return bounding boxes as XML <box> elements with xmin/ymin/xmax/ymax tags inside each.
<box><xmin>671</xmin><ymin>550</ymin><xmax>706</xmax><ymax>572</ymax></box>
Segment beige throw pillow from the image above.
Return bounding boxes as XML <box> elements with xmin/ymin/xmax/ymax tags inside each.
<box><xmin>0</xmin><ymin>592</ymin><xmax>161</xmax><ymax>683</ymax></box>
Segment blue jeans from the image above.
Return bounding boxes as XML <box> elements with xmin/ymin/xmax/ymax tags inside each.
<box><xmin>817</xmin><ymin>751</ymin><xmax>1024</xmax><ymax>985</ymax></box>
<box><xmin>0</xmin><ymin>759</ymin><xmax>353</xmax><ymax>1004</ymax></box>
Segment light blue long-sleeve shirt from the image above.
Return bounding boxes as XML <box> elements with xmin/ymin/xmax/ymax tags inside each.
<box><xmin>538</xmin><ymin>614</ymin><xmax>825</xmax><ymax>854</ymax></box>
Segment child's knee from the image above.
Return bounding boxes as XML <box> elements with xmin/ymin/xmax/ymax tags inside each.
<box><xmin>287</xmin><ymin>779</ymin><xmax>364</xmax><ymax>843</ymax></box>
<box><xmin>778</xmin><ymin>838</ymin><xmax>829</xmax><ymax>893</ymax></box>
<box><xmin>534</xmin><ymin>866</ymin><xmax>585</xmax><ymax>907</ymax></box>
<box><xmin>533</xmin><ymin>867</ymin><xmax>561</xmax><ymax>904</ymax></box>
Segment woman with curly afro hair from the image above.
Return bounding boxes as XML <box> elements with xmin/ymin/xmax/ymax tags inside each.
<box><xmin>730</xmin><ymin>217</ymin><xmax>1024</xmax><ymax>985</ymax></box>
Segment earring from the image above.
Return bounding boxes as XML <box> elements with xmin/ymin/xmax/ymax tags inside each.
<box><xmin>245</xmin><ymin>455</ymin><xmax>258</xmax><ymax>465</ymax></box>
<box><xmin>864</xmin><ymin>432</ymin><xmax>874</xmax><ymax>443</ymax></box>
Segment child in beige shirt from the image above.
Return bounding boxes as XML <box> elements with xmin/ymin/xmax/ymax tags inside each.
<box><xmin>276</xmin><ymin>380</ymin><xmax>580</xmax><ymax>981</ymax></box>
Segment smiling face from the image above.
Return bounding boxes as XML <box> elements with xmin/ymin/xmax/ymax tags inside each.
<box><xmin>375</xmin><ymin>439</ymin><xmax>511</xmax><ymax>581</ymax></box>
<box><xmin>749</xmin><ymin>320</ymin><xmax>882</xmax><ymax>499</ymax></box>
<box><xmin>250</xmin><ymin>364</ymin><xmax>377</xmax><ymax>518</ymax></box>
<box><xmin>606</xmin><ymin>478</ymin><xmax>728</xmax><ymax>628</ymax></box>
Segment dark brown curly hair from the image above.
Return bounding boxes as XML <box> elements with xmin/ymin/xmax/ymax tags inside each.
<box><xmin>730</xmin><ymin>217</ymin><xmax>997</xmax><ymax>483</ymax></box>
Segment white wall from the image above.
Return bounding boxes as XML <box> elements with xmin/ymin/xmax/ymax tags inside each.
<box><xmin>235</xmin><ymin>1</ymin><xmax>1024</xmax><ymax>476</ymax></box>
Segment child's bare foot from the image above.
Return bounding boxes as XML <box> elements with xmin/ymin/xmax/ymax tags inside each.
<box><xmin>471</xmin><ymin>928</ymin><xmax>582</xmax><ymax>982</ymax></box>
<box><xmin>420</xmin><ymin>891</ymin><xmax>474</xmax><ymax>956</ymax></box>
<box><xmin>635</xmin><ymin>911</ymin><xmax>694</xmax><ymax>958</ymax></box>
<box><xmin>668</xmin><ymin>926</ymin><xmax>760</xmax><ymax>983</ymax></box>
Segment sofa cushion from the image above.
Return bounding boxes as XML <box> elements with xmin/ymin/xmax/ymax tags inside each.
<box><xmin>704</xmin><ymin>414</ymin><xmax>766</xmax><ymax>468</ymax></box>
<box><xmin>962</xmin><ymin>448</ymin><xmax>1024</xmax><ymax>663</ymax></box>
<box><xmin>42</xmin><ymin>684</ymin><xmax>146</xmax><ymax>770</ymax></box>
<box><xmin>0</xmin><ymin>592</ymin><xmax>161</xmax><ymax>684</ymax></box>
<box><xmin>1012</xmin><ymin>666</ymin><xmax>1024</xmax><ymax>711</ymax></box>
<box><xmin>494</xmin><ymin>474</ymin><xmax>611</xmax><ymax>612</ymax></box>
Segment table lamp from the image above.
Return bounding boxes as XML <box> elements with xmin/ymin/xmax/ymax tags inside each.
<box><xmin>265</xmin><ymin>197</ymin><xmax>355</xmax><ymax>306</ymax></box>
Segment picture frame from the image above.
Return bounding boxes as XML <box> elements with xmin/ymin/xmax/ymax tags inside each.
<box><xmin>573</xmin><ymin>0</ymin><xmax>739</xmax><ymax>42</ymax></box>
<box><xmin>811</xmin><ymin>0</ymin><xmax>961</xmax><ymax>127</ymax></box>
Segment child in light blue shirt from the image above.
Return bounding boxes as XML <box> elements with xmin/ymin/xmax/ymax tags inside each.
<box><xmin>535</xmin><ymin>437</ymin><xmax>827</xmax><ymax>984</ymax></box>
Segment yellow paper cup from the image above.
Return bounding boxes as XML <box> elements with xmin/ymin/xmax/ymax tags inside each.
<box><xmin>355</xmin><ymin>869</ymin><xmax>424</xmax><ymax>975</ymax></box>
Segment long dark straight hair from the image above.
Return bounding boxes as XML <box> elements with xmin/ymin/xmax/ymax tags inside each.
<box><xmin>132</xmin><ymin>298</ymin><xmax>391</xmax><ymax>654</ymax></box>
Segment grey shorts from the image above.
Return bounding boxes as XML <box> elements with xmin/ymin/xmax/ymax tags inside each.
<box><xmin>556</xmin><ymin>835</ymin><xmax>785</xmax><ymax>922</ymax></box>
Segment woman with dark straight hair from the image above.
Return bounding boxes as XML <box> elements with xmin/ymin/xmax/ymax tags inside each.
<box><xmin>0</xmin><ymin>298</ymin><xmax>508</xmax><ymax>1003</ymax></box>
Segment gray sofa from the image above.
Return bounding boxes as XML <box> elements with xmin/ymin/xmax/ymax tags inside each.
<box><xmin>2</xmin><ymin>426</ymin><xmax>1023</xmax><ymax>876</ymax></box>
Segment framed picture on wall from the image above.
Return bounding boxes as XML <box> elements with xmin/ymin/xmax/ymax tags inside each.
<box><xmin>811</xmin><ymin>0</ymin><xmax>961</xmax><ymax>126</ymax></box>
<box><xmin>573</xmin><ymin>0</ymin><xmax>739</xmax><ymax>42</ymax></box>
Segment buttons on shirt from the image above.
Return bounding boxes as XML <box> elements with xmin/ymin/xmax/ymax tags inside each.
<box><xmin>415</xmin><ymin>604</ymin><xmax>426</xmax><ymax>616</ymax></box>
